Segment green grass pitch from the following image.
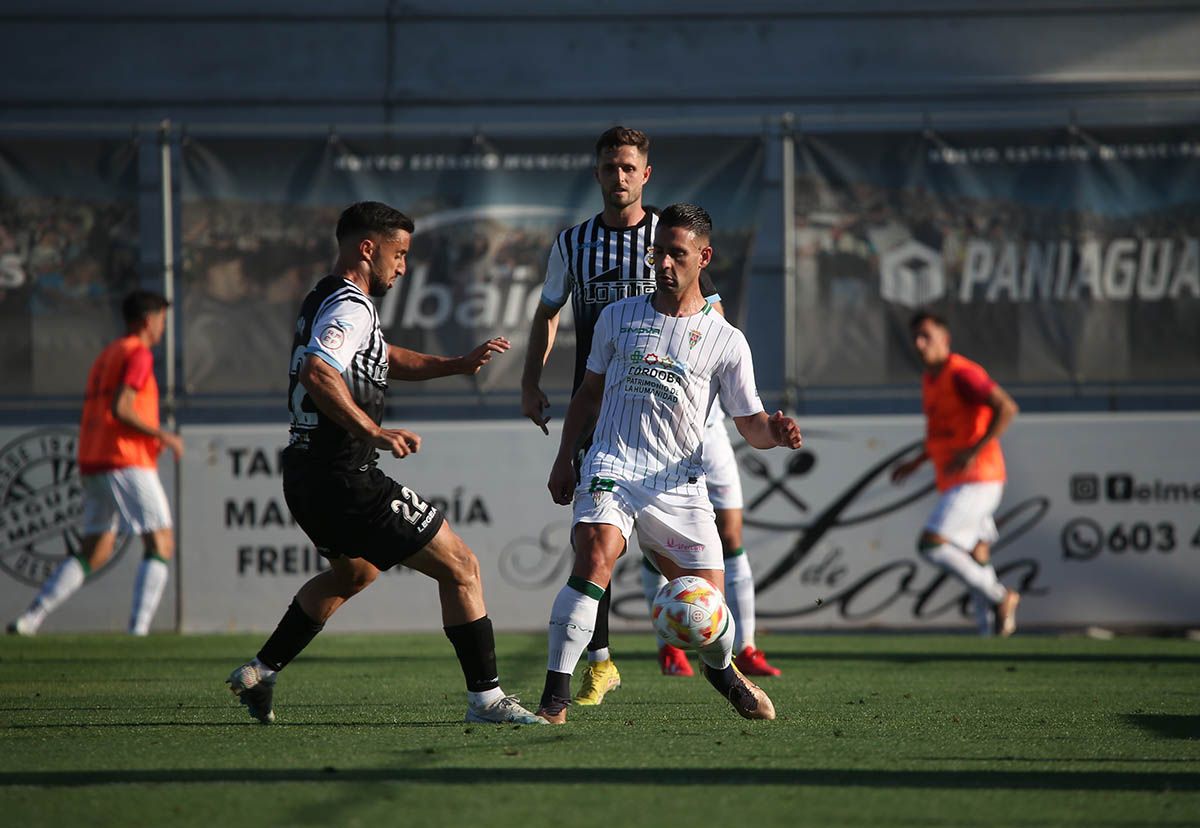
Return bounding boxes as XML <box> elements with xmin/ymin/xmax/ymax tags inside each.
<box><xmin>1</xmin><ymin>632</ymin><xmax>1197</xmax><ymax>827</ymax></box>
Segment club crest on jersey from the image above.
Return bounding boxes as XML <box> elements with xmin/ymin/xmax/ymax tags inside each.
<box><xmin>643</xmin><ymin>248</ymin><xmax>656</xmax><ymax>268</ymax></box>
<box><xmin>688</xmin><ymin>329</ymin><xmax>703</xmax><ymax>348</ymax></box>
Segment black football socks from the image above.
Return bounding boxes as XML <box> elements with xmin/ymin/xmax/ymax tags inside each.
<box><xmin>256</xmin><ymin>598</ymin><xmax>324</xmax><ymax>672</ymax></box>
<box><xmin>444</xmin><ymin>615</ymin><xmax>501</xmax><ymax>693</ymax></box>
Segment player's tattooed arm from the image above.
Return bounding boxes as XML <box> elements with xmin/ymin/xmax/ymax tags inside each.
<box><xmin>299</xmin><ymin>354</ymin><xmax>420</xmax><ymax>458</ymax></box>
<box><xmin>386</xmin><ymin>337</ymin><xmax>510</xmax><ymax>381</ymax></box>
<box><xmin>734</xmin><ymin>410</ymin><xmax>803</xmax><ymax>451</ymax></box>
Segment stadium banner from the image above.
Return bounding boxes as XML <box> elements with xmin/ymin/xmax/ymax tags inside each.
<box><xmin>177</xmin><ymin>414</ymin><xmax>1200</xmax><ymax>633</ymax></box>
<box><xmin>0</xmin><ymin>137</ymin><xmax>140</xmax><ymax>396</ymax></box>
<box><xmin>179</xmin><ymin>135</ymin><xmax>763</xmax><ymax>396</ymax></box>
<box><xmin>0</xmin><ymin>425</ymin><xmax>178</xmax><ymax>633</ymax></box>
<box><xmin>792</xmin><ymin>128</ymin><xmax>1200</xmax><ymax>387</ymax></box>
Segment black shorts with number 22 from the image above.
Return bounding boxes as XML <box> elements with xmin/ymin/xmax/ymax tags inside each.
<box><xmin>282</xmin><ymin>449</ymin><xmax>444</xmax><ymax>571</ymax></box>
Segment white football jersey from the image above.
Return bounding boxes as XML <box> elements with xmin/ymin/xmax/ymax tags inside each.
<box><xmin>583</xmin><ymin>294</ymin><xmax>763</xmax><ymax>494</ymax></box>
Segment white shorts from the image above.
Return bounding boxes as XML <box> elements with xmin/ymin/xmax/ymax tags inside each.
<box><xmin>701</xmin><ymin>420</ymin><xmax>743</xmax><ymax>510</ymax></box>
<box><xmin>81</xmin><ymin>467</ymin><xmax>173</xmax><ymax>536</ymax></box>
<box><xmin>572</xmin><ymin>478</ymin><xmax>723</xmax><ymax>571</ymax></box>
<box><xmin>924</xmin><ymin>481</ymin><xmax>1003</xmax><ymax>552</ymax></box>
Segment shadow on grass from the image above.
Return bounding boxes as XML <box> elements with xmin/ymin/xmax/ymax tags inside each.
<box><xmin>1123</xmin><ymin>714</ymin><xmax>1200</xmax><ymax>740</ymax></box>
<box><xmin>909</xmin><ymin>756</ymin><xmax>1199</xmax><ymax>764</ymax></box>
<box><xmin>2</xmin><ymin>721</ymin><xmax>470</xmax><ymax>729</ymax></box>
<box><xmin>612</xmin><ymin>651</ymin><xmax>1200</xmax><ymax>666</ymax></box>
<box><xmin>0</xmin><ymin>654</ymin><xmax>456</xmax><ymax>666</ymax></box>
<box><xmin>0</xmin><ymin>767</ymin><xmax>1196</xmax><ymax>791</ymax></box>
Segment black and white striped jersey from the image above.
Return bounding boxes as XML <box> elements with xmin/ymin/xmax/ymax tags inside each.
<box><xmin>583</xmin><ymin>295</ymin><xmax>763</xmax><ymax>494</ymax></box>
<box><xmin>286</xmin><ymin>274</ymin><xmax>388</xmax><ymax>471</ymax></box>
<box><xmin>540</xmin><ymin>212</ymin><xmax>659</xmax><ymax>392</ymax></box>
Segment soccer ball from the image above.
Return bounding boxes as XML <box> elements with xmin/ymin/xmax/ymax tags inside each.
<box><xmin>651</xmin><ymin>575</ymin><xmax>727</xmax><ymax>650</ymax></box>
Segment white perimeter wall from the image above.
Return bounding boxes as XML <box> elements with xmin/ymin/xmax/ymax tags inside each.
<box><xmin>2</xmin><ymin>414</ymin><xmax>1197</xmax><ymax>633</ymax></box>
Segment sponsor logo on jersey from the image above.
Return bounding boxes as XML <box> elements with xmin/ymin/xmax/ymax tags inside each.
<box><xmin>665</xmin><ymin>537</ymin><xmax>705</xmax><ymax>553</ymax></box>
<box><xmin>620</xmin><ymin>325</ymin><xmax>661</xmax><ymax>336</ymax></box>
<box><xmin>582</xmin><ymin>267</ymin><xmax>655</xmax><ymax>305</ymax></box>
<box><xmin>628</xmin><ymin>351</ymin><xmax>688</xmax><ymax>377</ymax></box>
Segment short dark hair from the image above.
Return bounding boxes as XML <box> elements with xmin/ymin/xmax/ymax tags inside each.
<box><xmin>122</xmin><ymin>290</ymin><xmax>170</xmax><ymax>326</ymax></box>
<box><xmin>595</xmin><ymin>126</ymin><xmax>650</xmax><ymax>160</ymax></box>
<box><xmin>658</xmin><ymin>203</ymin><xmax>712</xmax><ymax>241</ymax></box>
<box><xmin>335</xmin><ymin>201</ymin><xmax>415</xmax><ymax>244</ymax></box>
<box><xmin>909</xmin><ymin>309</ymin><xmax>948</xmax><ymax>332</ymax></box>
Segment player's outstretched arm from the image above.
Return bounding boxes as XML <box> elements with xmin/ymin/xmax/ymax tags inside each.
<box><xmin>386</xmin><ymin>337</ymin><xmax>510</xmax><ymax>381</ymax></box>
<box><xmin>547</xmin><ymin>370</ymin><xmax>604</xmax><ymax>504</ymax></box>
<box><xmin>521</xmin><ymin>301</ymin><xmax>561</xmax><ymax>435</ymax></box>
<box><xmin>733</xmin><ymin>410</ymin><xmax>803</xmax><ymax>450</ymax></box>
<box><xmin>300</xmin><ymin>354</ymin><xmax>420</xmax><ymax>458</ymax></box>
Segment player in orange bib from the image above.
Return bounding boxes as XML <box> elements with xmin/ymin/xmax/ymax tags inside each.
<box><xmin>9</xmin><ymin>291</ymin><xmax>183</xmax><ymax>636</ymax></box>
<box><xmin>891</xmin><ymin>311</ymin><xmax>1021</xmax><ymax>636</ymax></box>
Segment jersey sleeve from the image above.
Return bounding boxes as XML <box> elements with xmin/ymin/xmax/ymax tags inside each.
<box><xmin>305</xmin><ymin>295</ymin><xmax>375</xmax><ymax>373</ymax></box>
<box><xmin>121</xmin><ymin>346</ymin><xmax>154</xmax><ymax>390</ymax></box>
<box><xmin>539</xmin><ymin>233</ymin><xmax>573</xmax><ymax>310</ymax></box>
<box><xmin>951</xmin><ymin>359</ymin><xmax>996</xmax><ymax>405</ymax></box>
<box><xmin>715</xmin><ymin>329</ymin><xmax>763</xmax><ymax>418</ymax></box>
<box><xmin>699</xmin><ymin>271</ymin><xmax>720</xmax><ymax>304</ymax></box>
<box><xmin>584</xmin><ymin>304</ymin><xmax>616</xmax><ymax>374</ymax></box>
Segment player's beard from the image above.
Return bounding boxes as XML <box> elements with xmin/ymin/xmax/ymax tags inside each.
<box><xmin>605</xmin><ymin>185</ymin><xmax>639</xmax><ymax>212</ymax></box>
<box><xmin>366</xmin><ymin>258</ymin><xmax>395</xmax><ymax>297</ymax></box>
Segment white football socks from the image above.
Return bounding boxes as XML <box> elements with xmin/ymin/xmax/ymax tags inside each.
<box><xmin>923</xmin><ymin>543</ymin><xmax>1007</xmax><ymax>605</ymax></box>
<box><xmin>19</xmin><ymin>555</ymin><xmax>87</xmax><ymax>632</ymax></box>
<box><xmin>697</xmin><ymin>594</ymin><xmax>737</xmax><ymax>671</ymax></box>
<box><xmin>724</xmin><ymin>551</ymin><xmax>756</xmax><ymax>651</ymax></box>
<box><xmin>546</xmin><ymin>582</ymin><xmax>601</xmax><ymax>674</ymax></box>
<box><xmin>467</xmin><ymin>686</ymin><xmax>505</xmax><ymax>707</ymax></box>
<box><xmin>129</xmin><ymin>557</ymin><xmax>169</xmax><ymax>635</ymax></box>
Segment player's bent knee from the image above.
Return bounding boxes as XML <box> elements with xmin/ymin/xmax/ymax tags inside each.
<box><xmin>445</xmin><ymin>543</ymin><xmax>481</xmax><ymax>587</ymax></box>
<box><xmin>571</xmin><ymin>545</ymin><xmax>615</xmax><ymax>583</ymax></box>
<box><xmin>145</xmin><ymin>529</ymin><xmax>174</xmax><ymax>561</ymax></box>
<box><xmin>347</xmin><ymin>568</ymin><xmax>378</xmax><ymax>593</ymax></box>
<box><xmin>419</xmin><ymin>523</ymin><xmax>481</xmax><ymax>587</ymax></box>
<box><xmin>331</xmin><ymin>557</ymin><xmax>378</xmax><ymax>595</ymax></box>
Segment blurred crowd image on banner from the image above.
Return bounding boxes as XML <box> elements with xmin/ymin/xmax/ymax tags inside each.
<box><xmin>0</xmin><ymin>140</ymin><xmax>140</xmax><ymax>396</ymax></box>
<box><xmin>792</xmin><ymin>128</ymin><xmax>1200</xmax><ymax>391</ymax></box>
<box><xmin>179</xmin><ymin>135</ymin><xmax>764</xmax><ymax>399</ymax></box>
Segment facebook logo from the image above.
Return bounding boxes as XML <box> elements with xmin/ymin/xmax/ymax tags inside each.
<box><xmin>1106</xmin><ymin>473</ymin><xmax>1134</xmax><ymax>502</ymax></box>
